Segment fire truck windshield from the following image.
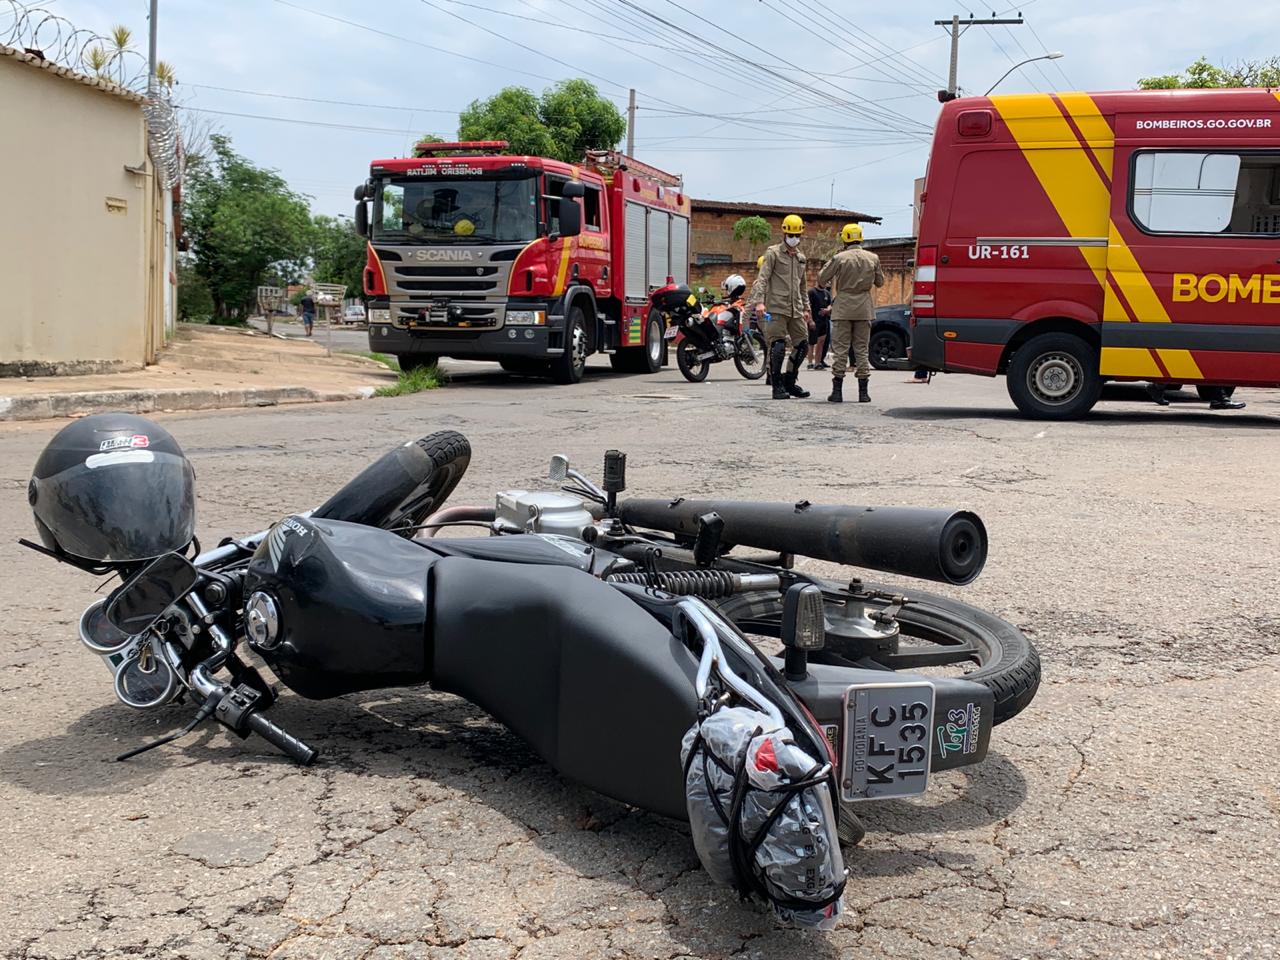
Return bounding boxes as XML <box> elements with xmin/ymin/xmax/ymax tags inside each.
<box><xmin>372</xmin><ymin>175</ymin><xmax>538</xmax><ymax>244</ymax></box>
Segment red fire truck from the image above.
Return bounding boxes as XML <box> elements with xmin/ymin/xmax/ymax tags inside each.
<box><xmin>353</xmin><ymin>142</ymin><xmax>689</xmax><ymax>384</ymax></box>
<box><xmin>912</xmin><ymin>89</ymin><xmax>1280</xmax><ymax>418</ymax></box>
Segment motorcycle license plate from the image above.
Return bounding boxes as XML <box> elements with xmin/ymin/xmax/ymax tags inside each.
<box><xmin>663</xmin><ymin>326</ymin><xmax>680</xmax><ymax>339</ymax></box>
<box><xmin>840</xmin><ymin>680</ymin><xmax>935</xmax><ymax>802</ymax></box>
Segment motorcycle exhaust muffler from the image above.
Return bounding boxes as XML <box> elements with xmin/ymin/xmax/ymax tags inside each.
<box><xmin>616</xmin><ymin>499</ymin><xmax>987</xmax><ymax>585</ymax></box>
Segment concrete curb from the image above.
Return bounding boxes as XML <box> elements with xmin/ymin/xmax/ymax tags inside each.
<box><xmin>0</xmin><ymin>385</ymin><xmax>379</xmax><ymax>422</ymax></box>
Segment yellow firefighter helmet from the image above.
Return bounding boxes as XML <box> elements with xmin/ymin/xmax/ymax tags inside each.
<box><xmin>454</xmin><ymin>218</ymin><xmax>475</xmax><ymax>237</ymax></box>
<box><xmin>841</xmin><ymin>223</ymin><xmax>864</xmax><ymax>244</ymax></box>
<box><xmin>781</xmin><ymin>214</ymin><xmax>805</xmax><ymax>235</ymax></box>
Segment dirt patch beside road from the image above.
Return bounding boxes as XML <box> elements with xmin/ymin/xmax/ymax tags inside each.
<box><xmin>1</xmin><ymin>369</ymin><xmax>1277</xmax><ymax>959</ymax></box>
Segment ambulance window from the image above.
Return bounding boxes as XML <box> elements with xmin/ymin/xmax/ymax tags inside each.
<box><xmin>1131</xmin><ymin>152</ymin><xmax>1240</xmax><ymax>234</ymax></box>
<box><xmin>583</xmin><ymin>186</ymin><xmax>602</xmax><ymax>231</ymax></box>
<box><xmin>1227</xmin><ymin>155</ymin><xmax>1280</xmax><ymax>234</ymax></box>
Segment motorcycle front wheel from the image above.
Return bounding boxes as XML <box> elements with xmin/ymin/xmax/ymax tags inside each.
<box><xmin>733</xmin><ymin>330</ymin><xmax>767</xmax><ymax>380</ymax></box>
<box><xmin>676</xmin><ymin>339</ymin><xmax>711</xmax><ymax>382</ymax></box>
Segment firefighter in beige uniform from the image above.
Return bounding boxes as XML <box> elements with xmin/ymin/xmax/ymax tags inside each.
<box><xmin>819</xmin><ymin>223</ymin><xmax>884</xmax><ymax>403</ymax></box>
<box><xmin>749</xmin><ymin>214</ymin><xmax>813</xmax><ymax>399</ymax></box>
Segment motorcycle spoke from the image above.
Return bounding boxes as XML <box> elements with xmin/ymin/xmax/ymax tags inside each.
<box><xmin>875</xmin><ymin>639</ymin><xmax>980</xmax><ymax>670</ymax></box>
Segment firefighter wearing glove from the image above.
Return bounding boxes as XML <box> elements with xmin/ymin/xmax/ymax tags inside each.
<box><xmin>819</xmin><ymin>223</ymin><xmax>884</xmax><ymax>403</ymax></box>
<box><xmin>751</xmin><ymin>214</ymin><xmax>813</xmax><ymax>399</ymax></box>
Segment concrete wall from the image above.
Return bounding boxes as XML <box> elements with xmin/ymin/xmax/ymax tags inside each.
<box><xmin>0</xmin><ymin>57</ymin><xmax>155</xmax><ymax>375</ymax></box>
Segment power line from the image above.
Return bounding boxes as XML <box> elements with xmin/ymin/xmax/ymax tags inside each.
<box><xmin>615</xmin><ymin>0</ymin><xmax>930</xmax><ymax>136</ymax></box>
<box><xmin>270</xmin><ymin>0</ymin><xmax>604</xmax><ymax>93</ymax></box>
<box><xmin>185</xmin><ymin>83</ymin><xmax>463</xmax><ymax>114</ymax></box>
<box><xmin>803</xmin><ymin>0</ymin><xmax>946</xmax><ymax>85</ymax></box>
<box><xmin>1025</xmin><ymin>18</ymin><xmax>1077</xmax><ymax>88</ymax></box>
<box><xmin>179</xmin><ymin>105</ymin><xmax>448</xmax><ymax>137</ymax></box>
<box><xmin>732</xmin><ymin>144</ymin><xmax>927</xmax><ymax>201</ymax></box>
<box><xmin>999</xmin><ymin>21</ymin><xmax>1059</xmax><ymax>90</ymax></box>
<box><xmin>782</xmin><ymin>0</ymin><xmax>944</xmax><ymax>91</ymax></box>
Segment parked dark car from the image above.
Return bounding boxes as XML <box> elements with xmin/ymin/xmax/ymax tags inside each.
<box><xmin>870</xmin><ymin>304</ymin><xmax>912</xmax><ymax>370</ymax></box>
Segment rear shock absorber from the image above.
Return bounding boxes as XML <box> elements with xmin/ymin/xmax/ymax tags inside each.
<box><xmin>606</xmin><ymin>569</ymin><xmax>780</xmax><ymax>599</ymax></box>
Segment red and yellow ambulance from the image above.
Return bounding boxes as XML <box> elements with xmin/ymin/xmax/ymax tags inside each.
<box><xmin>912</xmin><ymin>89</ymin><xmax>1280</xmax><ymax>418</ymax></box>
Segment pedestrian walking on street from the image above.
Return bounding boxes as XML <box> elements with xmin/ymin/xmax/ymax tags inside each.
<box><xmin>301</xmin><ymin>292</ymin><xmax>316</xmax><ymax>337</ymax></box>
<box><xmin>819</xmin><ymin>223</ymin><xmax>884</xmax><ymax>404</ymax></box>
<box><xmin>749</xmin><ymin>215</ymin><xmax>813</xmax><ymax>400</ymax></box>
<box><xmin>807</xmin><ymin>282</ymin><xmax>832</xmax><ymax>370</ymax></box>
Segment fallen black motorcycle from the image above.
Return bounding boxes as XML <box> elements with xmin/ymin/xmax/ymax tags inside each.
<box><xmin>26</xmin><ymin>415</ymin><xmax>1039</xmax><ymax>929</ymax></box>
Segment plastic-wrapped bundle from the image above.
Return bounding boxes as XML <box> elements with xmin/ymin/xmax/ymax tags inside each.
<box><xmin>681</xmin><ymin>706</ymin><xmax>846</xmax><ymax>929</ymax></box>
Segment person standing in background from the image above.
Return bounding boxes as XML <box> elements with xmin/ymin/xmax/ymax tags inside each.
<box><xmin>819</xmin><ymin>223</ymin><xmax>884</xmax><ymax>403</ymax></box>
<box><xmin>807</xmin><ymin>282</ymin><xmax>832</xmax><ymax>370</ymax></box>
<box><xmin>749</xmin><ymin>215</ymin><xmax>813</xmax><ymax>400</ymax></box>
<box><xmin>300</xmin><ymin>292</ymin><xmax>316</xmax><ymax>337</ymax></box>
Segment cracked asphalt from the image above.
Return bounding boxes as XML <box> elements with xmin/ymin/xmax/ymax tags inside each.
<box><xmin>2</xmin><ymin>362</ymin><xmax>1278</xmax><ymax>960</ymax></box>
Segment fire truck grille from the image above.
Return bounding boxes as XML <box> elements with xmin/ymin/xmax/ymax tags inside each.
<box><xmin>377</xmin><ymin>245</ymin><xmax>521</xmax><ymax>327</ymax></box>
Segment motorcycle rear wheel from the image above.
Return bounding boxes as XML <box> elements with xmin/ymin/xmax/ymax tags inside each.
<box><xmin>720</xmin><ymin>584</ymin><xmax>1040</xmax><ymax>726</ymax></box>
<box><xmin>312</xmin><ymin>430</ymin><xmax>471</xmax><ymax>535</ymax></box>
<box><xmin>676</xmin><ymin>339</ymin><xmax>711</xmax><ymax>382</ymax></box>
<box><xmin>733</xmin><ymin>330</ymin><xmax>767</xmax><ymax>380</ymax></box>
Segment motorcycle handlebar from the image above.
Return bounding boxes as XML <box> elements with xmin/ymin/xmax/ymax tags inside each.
<box><xmin>246</xmin><ymin>711</ymin><xmax>319</xmax><ymax>766</ymax></box>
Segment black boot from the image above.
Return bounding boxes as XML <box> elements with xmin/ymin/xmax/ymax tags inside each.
<box><xmin>1210</xmin><ymin>396</ymin><xmax>1246</xmax><ymax>410</ymax></box>
<box><xmin>1146</xmin><ymin>382</ymin><xmax>1169</xmax><ymax>406</ymax></box>
<box><xmin>769</xmin><ymin>342</ymin><xmax>789</xmax><ymax>399</ymax></box>
<box><xmin>785</xmin><ymin>344</ymin><xmax>810</xmax><ymax>397</ymax></box>
<box><xmin>784</xmin><ymin>370</ymin><xmax>810</xmax><ymax>398</ymax></box>
<box><xmin>857</xmin><ymin>378</ymin><xmax>870</xmax><ymax>403</ymax></box>
<box><xmin>827</xmin><ymin>376</ymin><xmax>843</xmax><ymax>403</ymax></box>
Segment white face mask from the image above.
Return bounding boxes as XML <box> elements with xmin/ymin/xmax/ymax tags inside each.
<box><xmin>784</xmin><ymin>236</ymin><xmax>801</xmax><ymax>248</ymax></box>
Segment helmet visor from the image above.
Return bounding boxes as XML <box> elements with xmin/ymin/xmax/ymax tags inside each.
<box><xmin>33</xmin><ymin>450</ymin><xmax>196</xmax><ymax>563</ymax></box>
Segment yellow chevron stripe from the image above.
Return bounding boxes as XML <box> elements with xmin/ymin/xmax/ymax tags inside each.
<box><xmin>1156</xmin><ymin>349</ymin><xmax>1202</xmax><ymax>380</ymax></box>
<box><xmin>1101</xmin><ymin>347</ymin><xmax>1162</xmax><ymax>378</ymax></box>
<box><xmin>990</xmin><ymin>94</ymin><xmax>1111</xmax><ymax>287</ymax></box>
<box><xmin>1056</xmin><ymin>92</ymin><xmax>1115</xmax><ymax>178</ymax></box>
<box><xmin>553</xmin><ymin>241</ymin><xmax>573</xmax><ymax>294</ymax></box>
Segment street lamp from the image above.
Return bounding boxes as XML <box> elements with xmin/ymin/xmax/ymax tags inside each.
<box><xmin>984</xmin><ymin>52</ymin><xmax>1064</xmax><ymax>96</ymax></box>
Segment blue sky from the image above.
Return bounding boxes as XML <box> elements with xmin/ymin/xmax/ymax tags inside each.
<box><xmin>44</xmin><ymin>0</ymin><xmax>1280</xmax><ymax>235</ymax></box>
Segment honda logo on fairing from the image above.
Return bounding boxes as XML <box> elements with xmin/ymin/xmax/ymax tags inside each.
<box><xmin>410</xmin><ymin>249</ymin><xmax>475</xmax><ymax>262</ymax></box>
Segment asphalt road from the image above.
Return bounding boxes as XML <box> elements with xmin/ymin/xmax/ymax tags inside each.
<box><xmin>2</xmin><ymin>365</ymin><xmax>1278</xmax><ymax>960</ymax></box>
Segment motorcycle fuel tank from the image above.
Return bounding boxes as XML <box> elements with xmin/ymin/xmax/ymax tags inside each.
<box><xmin>244</xmin><ymin>517</ymin><xmax>435</xmax><ymax>699</ymax></box>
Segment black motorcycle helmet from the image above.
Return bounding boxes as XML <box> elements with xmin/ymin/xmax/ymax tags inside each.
<box><xmin>29</xmin><ymin>414</ymin><xmax>196</xmax><ymax>564</ymax></box>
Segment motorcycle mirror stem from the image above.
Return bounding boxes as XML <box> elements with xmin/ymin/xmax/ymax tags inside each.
<box><xmin>781</xmin><ymin>583</ymin><xmax>826</xmax><ymax>681</ymax></box>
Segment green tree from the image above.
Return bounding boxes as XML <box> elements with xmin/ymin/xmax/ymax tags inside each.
<box><xmin>1139</xmin><ymin>56</ymin><xmax>1280</xmax><ymax>89</ymax></box>
<box><xmin>176</xmin><ymin>260</ymin><xmax>214</xmax><ymax>322</ymax></box>
<box><xmin>183</xmin><ymin>134</ymin><xmax>314</xmax><ymax>323</ymax></box>
<box><xmin>312</xmin><ymin>215</ymin><xmax>367</xmax><ymax>304</ymax></box>
<box><xmin>732</xmin><ymin>215</ymin><xmax>771</xmax><ymax>263</ymax></box>
<box><xmin>458</xmin><ymin>80</ymin><xmax>625</xmax><ymax>162</ymax></box>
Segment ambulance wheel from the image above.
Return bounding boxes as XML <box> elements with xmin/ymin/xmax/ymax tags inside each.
<box><xmin>1006</xmin><ymin>333</ymin><xmax>1101</xmax><ymax>420</ymax></box>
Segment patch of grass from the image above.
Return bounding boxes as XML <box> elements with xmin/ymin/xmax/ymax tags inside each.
<box><xmin>374</xmin><ymin>363</ymin><xmax>448</xmax><ymax>397</ymax></box>
<box><xmin>346</xmin><ymin>350</ymin><xmax>400</xmax><ymax>370</ymax></box>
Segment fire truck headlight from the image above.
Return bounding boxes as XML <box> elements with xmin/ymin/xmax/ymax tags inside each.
<box><xmin>368</xmin><ymin>308</ymin><xmax>392</xmax><ymax>324</ymax></box>
<box><xmin>506</xmin><ymin>310</ymin><xmax>546</xmax><ymax>326</ymax></box>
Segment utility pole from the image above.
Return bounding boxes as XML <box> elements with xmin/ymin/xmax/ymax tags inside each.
<box><xmin>147</xmin><ymin>0</ymin><xmax>158</xmax><ymax>92</ymax></box>
<box><xmin>934</xmin><ymin>13</ymin><xmax>1025</xmax><ymax>102</ymax></box>
<box><xmin>626</xmin><ymin>88</ymin><xmax>636</xmax><ymax>156</ymax></box>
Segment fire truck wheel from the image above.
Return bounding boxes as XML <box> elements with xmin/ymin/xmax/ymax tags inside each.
<box><xmin>609</xmin><ymin>313</ymin><xmax>664</xmax><ymax>374</ymax></box>
<box><xmin>1006</xmin><ymin>333</ymin><xmax>1101</xmax><ymax>420</ymax></box>
<box><xmin>397</xmin><ymin>354</ymin><xmax>439</xmax><ymax>372</ymax></box>
<box><xmin>550</xmin><ymin>306</ymin><xmax>588</xmax><ymax>384</ymax></box>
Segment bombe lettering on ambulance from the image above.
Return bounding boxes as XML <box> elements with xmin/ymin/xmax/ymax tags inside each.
<box><xmin>1172</xmin><ymin>272</ymin><xmax>1280</xmax><ymax>304</ymax></box>
<box><xmin>967</xmin><ymin>244</ymin><xmax>1030</xmax><ymax>260</ymax></box>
